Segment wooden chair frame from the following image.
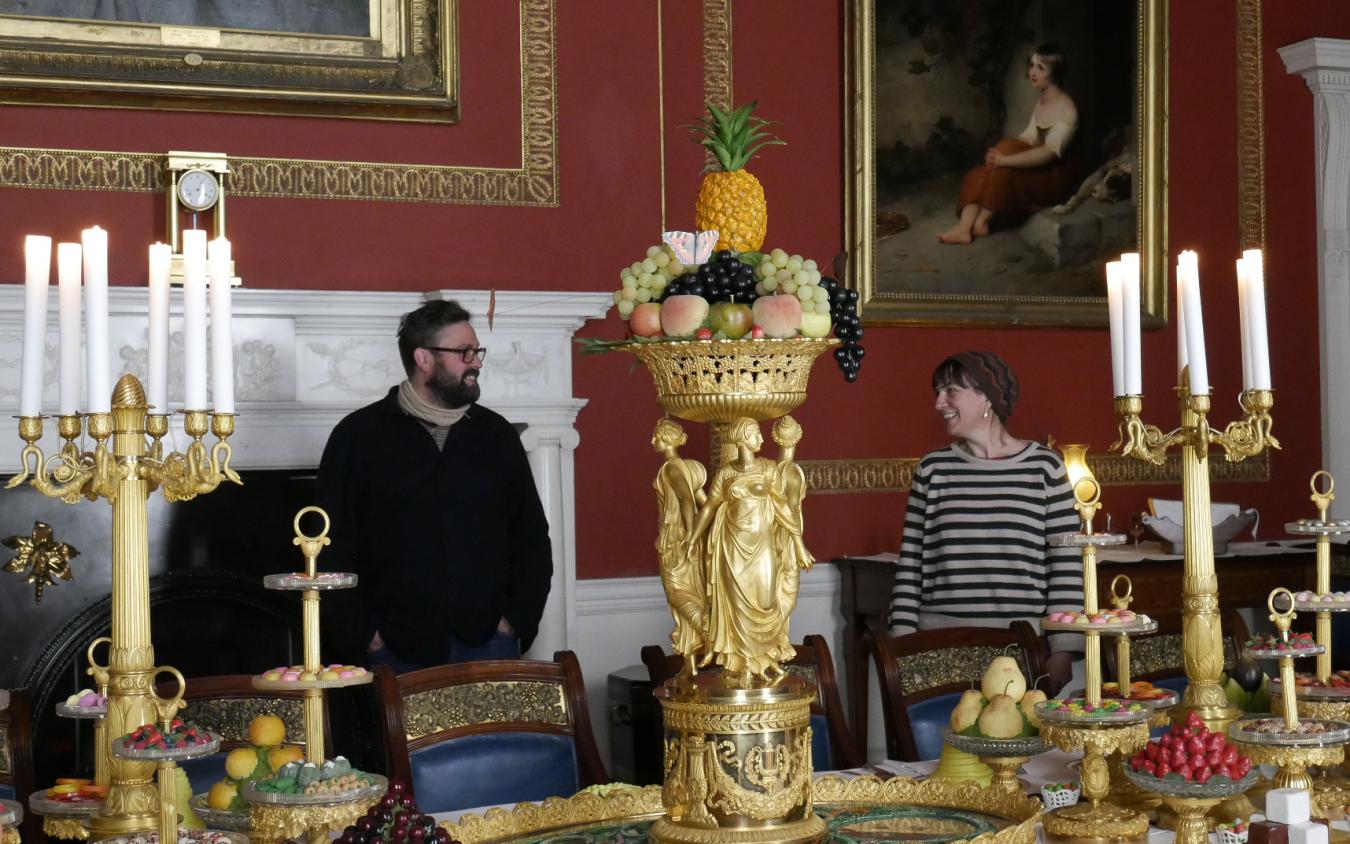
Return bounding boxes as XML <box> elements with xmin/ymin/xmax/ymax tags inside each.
<box><xmin>153</xmin><ymin>674</ymin><xmax>331</xmax><ymax>754</ymax></box>
<box><xmin>868</xmin><ymin>621</ymin><xmax>1042</xmax><ymax>762</ymax></box>
<box><xmin>2</xmin><ymin>689</ymin><xmax>39</xmax><ymax>844</ymax></box>
<box><xmin>375</xmin><ymin>651</ymin><xmax>607</xmax><ymax>803</ymax></box>
<box><xmin>640</xmin><ymin>635</ymin><xmax>864</xmax><ymax>770</ymax></box>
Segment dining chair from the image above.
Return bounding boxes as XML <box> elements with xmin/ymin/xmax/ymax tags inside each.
<box><xmin>153</xmin><ymin>674</ymin><xmax>328</xmax><ymax>795</ymax></box>
<box><xmin>640</xmin><ymin>634</ymin><xmax>864</xmax><ymax>771</ymax></box>
<box><xmin>375</xmin><ymin>651</ymin><xmax>608</xmax><ymax>815</ymax></box>
<box><xmin>868</xmin><ymin>621</ymin><xmax>1043</xmax><ymax>762</ymax></box>
<box><xmin>1</xmin><ymin>688</ymin><xmax>39</xmax><ymax>844</ymax></box>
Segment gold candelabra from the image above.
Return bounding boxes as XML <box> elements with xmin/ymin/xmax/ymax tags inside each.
<box><xmin>7</xmin><ymin>373</ymin><xmax>241</xmax><ymax>837</ymax></box>
<box><xmin>1113</xmin><ymin>372</ymin><xmax>1277</xmax><ymax>732</ymax></box>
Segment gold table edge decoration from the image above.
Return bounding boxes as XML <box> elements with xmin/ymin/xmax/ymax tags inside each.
<box><xmin>249</xmin><ymin>796</ymin><xmax>381</xmax><ymax>844</ymax></box>
<box><xmin>439</xmin><ymin>777</ymin><xmax>1044</xmax><ymax>844</ymax></box>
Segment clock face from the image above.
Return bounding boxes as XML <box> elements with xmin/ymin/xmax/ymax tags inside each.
<box><xmin>177</xmin><ymin>169</ymin><xmax>219</xmax><ymax>211</ymax></box>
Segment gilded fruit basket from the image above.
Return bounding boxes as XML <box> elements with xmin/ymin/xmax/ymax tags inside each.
<box><xmin>621</xmin><ymin>338</ymin><xmax>839</xmax><ymax>423</ymax></box>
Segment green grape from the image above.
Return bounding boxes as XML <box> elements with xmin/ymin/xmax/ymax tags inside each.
<box><xmin>653</xmin><ymin>251</ymin><xmax>670</xmax><ymax>268</ymax></box>
<box><xmin>803</xmin><ymin>259</ymin><xmax>819</xmax><ymax>272</ymax></box>
<box><xmin>813</xmin><ymin>287</ymin><xmax>829</xmax><ymax>303</ymax></box>
<box><xmin>646</xmin><ymin>245</ymin><xmax>663</xmax><ymax>259</ymax></box>
<box><xmin>782</xmin><ymin>280</ymin><xmax>798</xmax><ymax>294</ymax></box>
<box><xmin>639</xmin><ymin>273</ymin><xmax>655</xmax><ymax>288</ymax></box>
<box><xmin>669</xmin><ymin>261</ymin><xmax>687</xmax><ymax>276</ymax></box>
<box><xmin>814</xmin><ymin>301</ymin><xmax>831</xmax><ymax>315</ymax></box>
<box><xmin>612</xmin><ymin>290</ymin><xmax>624</xmax><ymax>305</ymax></box>
<box><xmin>617</xmin><ymin>300</ymin><xmax>636</xmax><ymax>317</ymax></box>
<box><xmin>796</xmin><ymin>286</ymin><xmax>814</xmax><ymax>303</ymax></box>
<box><xmin>620</xmin><ymin>287</ymin><xmax>638</xmax><ymax>302</ymax></box>
<box><xmin>771</xmin><ymin>249</ymin><xmax>789</xmax><ymax>268</ymax></box>
<box><xmin>622</xmin><ymin>274</ymin><xmax>638</xmax><ymax>289</ymax></box>
<box><xmin>786</xmin><ymin>256</ymin><xmax>803</xmax><ymax>273</ymax></box>
<box><xmin>764</xmin><ymin>276</ymin><xmax>780</xmax><ymax>292</ymax></box>
<box><xmin>636</xmin><ymin>288</ymin><xmax>652</xmax><ymax>303</ymax></box>
<box><xmin>793</xmin><ymin>270</ymin><xmax>812</xmax><ymax>286</ymax></box>
<box><xmin>641</xmin><ymin>258</ymin><xmax>658</xmax><ymax>274</ymax></box>
<box><xmin>630</xmin><ymin>262</ymin><xmax>643</xmax><ymax>276</ymax></box>
<box><xmin>754</xmin><ymin>282</ymin><xmax>768</xmax><ymax>296</ymax></box>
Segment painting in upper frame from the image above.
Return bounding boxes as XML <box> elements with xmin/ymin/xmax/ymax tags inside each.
<box><xmin>0</xmin><ymin>0</ymin><xmax>458</xmax><ymax>122</ymax></box>
<box><xmin>845</xmin><ymin>0</ymin><xmax>1168</xmax><ymax>325</ymax></box>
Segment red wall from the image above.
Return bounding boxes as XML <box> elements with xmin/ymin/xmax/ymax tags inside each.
<box><xmin>0</xmin><ymin>1</ymin><xmax>1341</xmax><ymax>579</ymax></box>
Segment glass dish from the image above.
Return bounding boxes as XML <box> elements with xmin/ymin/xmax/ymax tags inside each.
<box><xmin>243</xmin><ymin>773</ymin><xmax>386</xmax><ymax>807</ymax></box>
<box><xmin>1229</xmin><ymin>717</ymin><xmax>1350</xmax><ymax>746</ymax></box>
<box><xmin>188</xmin><ymin>794</ymin><xmax>250</xmax><ymax>832</ymax></box>
<box><xmin>55</xmin><ymin>702</ymin><xmax>108</xmax><ymax>719</ymax></box>
<box><xmin>942</xmin><ymin>729</ymin><xmax>1043</xmax><ymax>757</ymax></box>
<box><xmin>1035</xmin><ymin>699</ymin><xmax>1152</xmax><ymax>726</ymax></box>
<box><xmin>96</xmin><ymin>831</ymin><xmax>248</xmax><ymax>844</ymax></box>
<box><xmin>111</xmin><ymin>732</ymin><xmax>221</xmax><ymax>762</ymax></box>
<box><xmin>1040</xmin><ymin>618</ymin><xmax>1158</xmax><ymax>635</ymax></box>
<box><xmin>262</xmin><ymin>572</ymin><xmax>357</xmax><ymax>591</ymax></box>
<box><xmin>1120</xmin><ymin>764</ymin><xmax>1259</xmax><ymax>799</ymax></box>
<box><xmin>1270</xmin><ymin>678</ymin><xmax>1350</xmax><ymax>699</ymax></box>
<box><xmin>28</xmin><ymin>787</ymin><xmax>105</xmax><ymax>817</ymax></box>
<box><xmin>1244</xmin><ymin>644</ymin><xmax>1324</xmax><ymax>660</ymax></box>
<box><xmin>0</xmin><ymin>798</ymin><xmax>21</xmax><ymax>827</ymax></box>
<box><xmin>1286</xmin><ymin>518</ymin><xmax>1350</xmax><ymax>536</ymax></box>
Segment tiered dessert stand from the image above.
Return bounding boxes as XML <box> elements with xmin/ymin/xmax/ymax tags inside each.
<box><xmin>940</xmin><ymin>729</ymin><xmax>1043</xmax><ymax>794</ymax></box>
<box><xmin>1275</xmin><ymin>471</ymin><xmax>1350</xmax><ymax>809</ymax></box>
<box><xmin>54</xmin><ymin>638</ymin><xmax>113</xmax><ymax>789</ymax></box>
<box><xmin>1</xmin><ymin>799</ymin><xmax>21</xmax><ymax>844</ymax></box>
<box><xmin>1231</xmin><ymin>588</ymin><xmax>1350</xmax><ymax>818</ymax></box>
<box><xmin>108</xmin><ymin>669</ymin><xmax>237</xmax><ymax>844</ymax></box>
<box><xmin>1036</xmin><ymin>472</ymin><xmax>1153</xmax><ymax>843</ymax></box>
<box><xmin>243</xmin><ymin>506</ymin><xmax>384</xmax><ymax>844</ymax></box>
<box><xmin>1120</xmin><ymin>763</ymin><xmax>1259</xmax><ymax>844</ymax></box>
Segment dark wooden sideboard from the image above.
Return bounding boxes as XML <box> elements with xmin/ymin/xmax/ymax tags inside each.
<box><xmin>832</xmin><ymin>541</ymin><xmax>1322</xmax><ymax>748</ymax></box>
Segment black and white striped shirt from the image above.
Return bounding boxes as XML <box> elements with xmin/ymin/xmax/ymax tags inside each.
<box><xmin>889</xmin><ymin>443</ymin><xmax>1082</xmax><ymax>642</ymax></box>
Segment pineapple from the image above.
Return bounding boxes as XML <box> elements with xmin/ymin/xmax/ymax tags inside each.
<box><xmin>689</xmin><ymin>102</ymin><xmax>785</xmax><ymax>253</ymax></box>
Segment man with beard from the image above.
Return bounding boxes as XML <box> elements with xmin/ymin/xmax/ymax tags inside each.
<box><xmin>316</xmin><ymin>300</ymin><xmax>552</xmax><ymax>671</ymax></box>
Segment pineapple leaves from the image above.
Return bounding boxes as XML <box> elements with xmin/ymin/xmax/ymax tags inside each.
<box><xmin>685</xmin><ymin>100</ymin><xmax>785</xmax><ymax>173</ymax></box>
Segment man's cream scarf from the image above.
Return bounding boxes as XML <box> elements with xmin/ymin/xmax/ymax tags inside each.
<box><xmin>397</xmin><ymin>380</ymin><xmax>468</xmax><ymax>431</ymax></box>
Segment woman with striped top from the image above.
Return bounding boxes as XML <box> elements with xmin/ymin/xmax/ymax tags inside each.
<box><xmin>890</xmin><ymin>351</ymin><xmax>1082</xmax><ymax>683</ymax></box>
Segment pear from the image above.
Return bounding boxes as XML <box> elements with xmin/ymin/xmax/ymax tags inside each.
<box><xmin>977</xmin><ymin>693</ymin><xmax>1025</xmax><ymax>739</ymax></box>
<box><xmin>1020</xmin><ymin>689</ymin><xmax>1048</xmax><ymax>728</ymax></box>
<box><xmin>980</xmin><ymin>656</ymin><xmax>1027</xmax><ymax>701</ymax></box>
<box><xmin>949</xmin><ymin>689</ymin><xmax>986</xmax><ymax>731</ymax></box>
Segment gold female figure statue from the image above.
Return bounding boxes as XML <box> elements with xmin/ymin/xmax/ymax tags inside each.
<box><xmin>653</xmin><ymin>418</ymin><xmax>710</xmax><ymax>675</ymax></box>
<box><xmin>687</xmin><ymin>417</ymin><xmax>804</xmax><ymax>685</ymax></box>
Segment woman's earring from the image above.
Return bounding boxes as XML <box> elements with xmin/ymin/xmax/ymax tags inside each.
<box><xmin>983</xmin><ymin>410</ymin><xmax>990</xmax><ymax>419</ymax></box>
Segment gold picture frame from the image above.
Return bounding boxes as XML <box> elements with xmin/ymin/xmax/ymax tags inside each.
<box><xmin>0</xmin><ymin>0</ymin><xmax>458</xmax><ymax>123</ymax></box>
<box><xmin>844</xmin><ymin>0</ymin><xmax>1168</xmax><ymax>325</ymax></box>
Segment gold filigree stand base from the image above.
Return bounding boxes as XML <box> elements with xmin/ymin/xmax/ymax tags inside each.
<box><xmin>41</xmin><ymin>818</ymin><xmax>88</xmax><ymax>841</ymax></box>
<box><xmin>980</xmin><ymin>756</ymin><xmax>1030</xmax><ymax>794</ymax></box>
<box><xmin>655</xmin><ymin>675</ymin><xmax>817</xmax><ymax>840</ymax></box>
<box><xmin>1238</xmin><ymin>742</ymin><xmax>1345</xmax><ymax>818</ymax></box>
<box><xmin>650</xmin><ymin>814</ymin><xmax>827</xmax><ymax>844</ymax></box>
<box><xmin>249</xmin><ymin>797</ymin><xmax>379</xmax><ymax>844</ymax></box>
<box><xmin>1155</xmin><ymin>794</ymin><xmax>1222</xmax><ymax>844</ymax></box>
<box><xmin>1042</xmin><ymin>801</ymin><xmax>1150</xmax><ymax>844</ymax></box>
<box><xmin>2</xmin><ymin>826</ymin><xmax>18</xmax><ymax>844</ymax></box>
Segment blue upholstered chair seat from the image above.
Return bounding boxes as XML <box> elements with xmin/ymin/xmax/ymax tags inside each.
<box><xmin>905</xmin><ymin>692</ymin><xmax>962</xmax><ymax>762</ymax></box>
<box><xmin>179</xmin><ymin>752</ymin><xmax>229</xmax><ymax>796</ymax></box>
<box><xmin>410</xmin><ymin>733</ymin><xmax>581</xmax><ymax>815</ymax></box>
<box><xmin>0</xmin><ymin>784</ymin><xmax>13</xmax><ymax>800</ymax></box>
<box><xmin>809</xmin><ymin>713</ymin><xmax>834</xmax><ymax>771</ymax></box>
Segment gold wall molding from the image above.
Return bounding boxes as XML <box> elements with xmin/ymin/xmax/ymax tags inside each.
<box><xmin>801</xmin><ymin>451</ymin><xmax>1271</xmax><ymax>495</ymax></box>
<box><xmin>0</xmin><ymin>0</ymin><xmax>557</xmax><ymax>207</ymax></box>
<box><xmin>1235</xmin><ymin>0</ymin><xmax>1266</xmax><ymax>251</ymax></box>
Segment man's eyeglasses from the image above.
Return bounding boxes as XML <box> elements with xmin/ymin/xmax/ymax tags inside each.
<box><xmin>423</xmin><ymin>346</ymin><xmax>488</xmax><ymax>364</ymax></box>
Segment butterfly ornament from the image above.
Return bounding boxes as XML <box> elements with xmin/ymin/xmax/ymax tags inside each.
<box><xmin>662</xmin><ymin>230</ymin><xmax>720</xmax><ymax>266</ymax></box>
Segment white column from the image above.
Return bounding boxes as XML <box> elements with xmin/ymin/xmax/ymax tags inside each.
<box><xmin>1282</xmin><ymin>38</ymin><xmax>1350</xmax><ymax>518</ymax></box>
<box><xmin>520</xmin><ymin>426</ymin><xmax>582</xmax><ymax>659</ymax></box>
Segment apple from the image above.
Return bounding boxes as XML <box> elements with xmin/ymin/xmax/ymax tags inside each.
<box><xmin>799</xmin><ymin>311</ymin><xmax>832</xmax><ymax>338</ymax></box>
<box><xmin>660</xmin><ymin>295</ymin><xmax>710</xmax><ymax>336</ymax></box>
<box><xmin>629</xmin><ymin>302</ymin><xmax>663</xmax><ymax>337</ymax></box>
<box><xmin>752</xmin><ymin>294</ymin><xmax>803</xmax><ymax>338</ymax></box>
<box><xmin>708</xmin><ymin>301</ymin><xmax>753</xmax><ymax>339</ymax></box>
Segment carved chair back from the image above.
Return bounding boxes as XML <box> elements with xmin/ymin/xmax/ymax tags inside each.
<box><xmin>375</xmin><ymin>651</ymin><xmax>607</xmax><ymax>815</ymax></box>
<box><xmin>640</xmin><ymin>635</ymin><xmax>863</xmax><ymax>770</ymax></box>
<box><xmin>154</xmin><ymin>674</ymin><xmax>330</xmax><ymax>794</ymax></box>
<box><xmin>868</xmin><ymin>622</ymin><xmax>1043</xmax><ymax>762</ymax></box>
<box><xmin>1101</xmin><ymin>609</ymin><xmax>1250</xmax><ymax>691</ymax></box>
<box><xmin>0</xmin><ymin>689</ymin><xmax>39</xmax><ymax>844</ymax></box>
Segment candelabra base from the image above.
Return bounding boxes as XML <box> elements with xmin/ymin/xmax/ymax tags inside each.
<box><xmin>1041</xmin><ymin>801</ymin><xmax>1150</xmax><ymax>844</ymax></box>
<box><xmin>649</xmin><ymin>814</ymin><xmax>828</xmax><ymax>844</ymax></box>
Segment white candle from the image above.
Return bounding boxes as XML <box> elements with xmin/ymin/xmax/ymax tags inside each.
<box><xmin>1177</xmin><ymin>250</ymin><xmax>1210</xmax><ymax>394</ymax></box>
<box><xmin>1105</xmin><ymin>261</ymin><xmax>1125</xmax><ymax>397</ymax></box>
<box><xmin>19</xmin><ymin>235</ymin><xmax>52</xmax><ymax>417</ymax></box>
<box><xmin>181</xmin><ymin>229</ymin><xmax>209</xmax><ymax>410</ymax></box>
<box><xmin>1236</xmin><ymin>257</ymin><xmax>1253</xmax><ymax>391</ymax></box>
<box><xmin>148</xmin><ymin>243</ymin><xmax>172</xmax><ymax>413</ymax></box>
<box><xmin>1175</xmin><ymin>267</ymin><xmax>1188</xmax><ymax>379</ymax></box>
<box><xmin>1243</xmin><ymin>248</ymin><xmax>1272</xmax><ymax>390</ymax></box>
<box><xmin>207</xmin><ymin>237</ymin><xmax>234</xmax><ymax>414</ymax></box>
<box><xmin>1120</xmin><ymin>252</ymin><xmax>1142</xmax><ymax>395</ymax></box>
<box><xmin>81</xmin><ymin>226</ymin><xmax>110</xmax><ymax>413</ymax></box>
<box><xmin>57</xmin><ymin>243</ymin><xmax>83</xmax><ymax>416</ymax></box>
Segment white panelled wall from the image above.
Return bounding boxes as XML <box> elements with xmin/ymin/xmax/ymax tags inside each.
<box><xmin>0</xmin><ymin>284</ymin><xmax>863</xmax><ymax>762</ymax></box>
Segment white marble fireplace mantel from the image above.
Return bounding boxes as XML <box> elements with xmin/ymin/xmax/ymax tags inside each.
<box><xmin>0</xmin><ymin>285</ymin><xmax>613</xmax><ymax>658</ymax></box>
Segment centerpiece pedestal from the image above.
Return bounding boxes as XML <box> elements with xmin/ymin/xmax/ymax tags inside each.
<box><xmin>650</xmin><ymin>675</ymin><xmax>824</xmax><ymax>844</ymax></box>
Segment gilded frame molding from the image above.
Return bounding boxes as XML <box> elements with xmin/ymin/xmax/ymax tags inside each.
<box><xmin>0</xmin><ymin>0</ymin><xmax>556</xmax><ymax>206</ymax></box>
<box><xmin>0</xmin><ymin>1</ymin><xmax>458</xmax><ymax>123</ymax></box>
<box><xmin>843</xmin><ymin>0</ymin><xmax>1169</xmax><ymax>326</ymax></box>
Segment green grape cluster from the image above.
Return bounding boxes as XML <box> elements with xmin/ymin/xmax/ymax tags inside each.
<box><xmin>753</xmin><ymin>248</ymin><xmax>830</xmax><ymax>316</ymax></box>
<box><xmin>611</xmin><ymin>244</ymin><xmax>689</xmax><ymax>318</ymax></box>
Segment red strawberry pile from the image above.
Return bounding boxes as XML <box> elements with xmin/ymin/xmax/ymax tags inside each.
<box><xmin>1128</xmin><ymin>711</ymin><xmax>1253</xmax><ymax>784</ymax></box>
<box><xmin>119</xmin><ymin>719</ymin><xmax>212</xmax><ymax>750</ymax></box>
<box><xmin>337</xmin><ymin>782</ymin><xmax>459</xmax><ymax>844</ymax></box>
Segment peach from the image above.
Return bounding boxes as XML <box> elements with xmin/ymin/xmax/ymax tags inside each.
<box><xmin>660</xmin><ymin>295</ymin><xmax>710</xmax><ymax>336</ymax></box>
<box><xmin>629</xmin><ymin>302</ymin><xmax>663</xmax><ymax>337</ymax></box>
<box><xmin>751</xmin><ymin>294</ymin><xmax>803</xmax><ymax>338</ymax></box>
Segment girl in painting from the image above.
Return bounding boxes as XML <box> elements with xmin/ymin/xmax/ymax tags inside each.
<box><xmin>938</xmin><ymin>43</ymin><xmax>1079</xmax><ymax>245</ymax></box>
<box><xmin>652</xmin><ymin>418</ymin><xmax>709</xmax><ymax>675</ymax></box>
